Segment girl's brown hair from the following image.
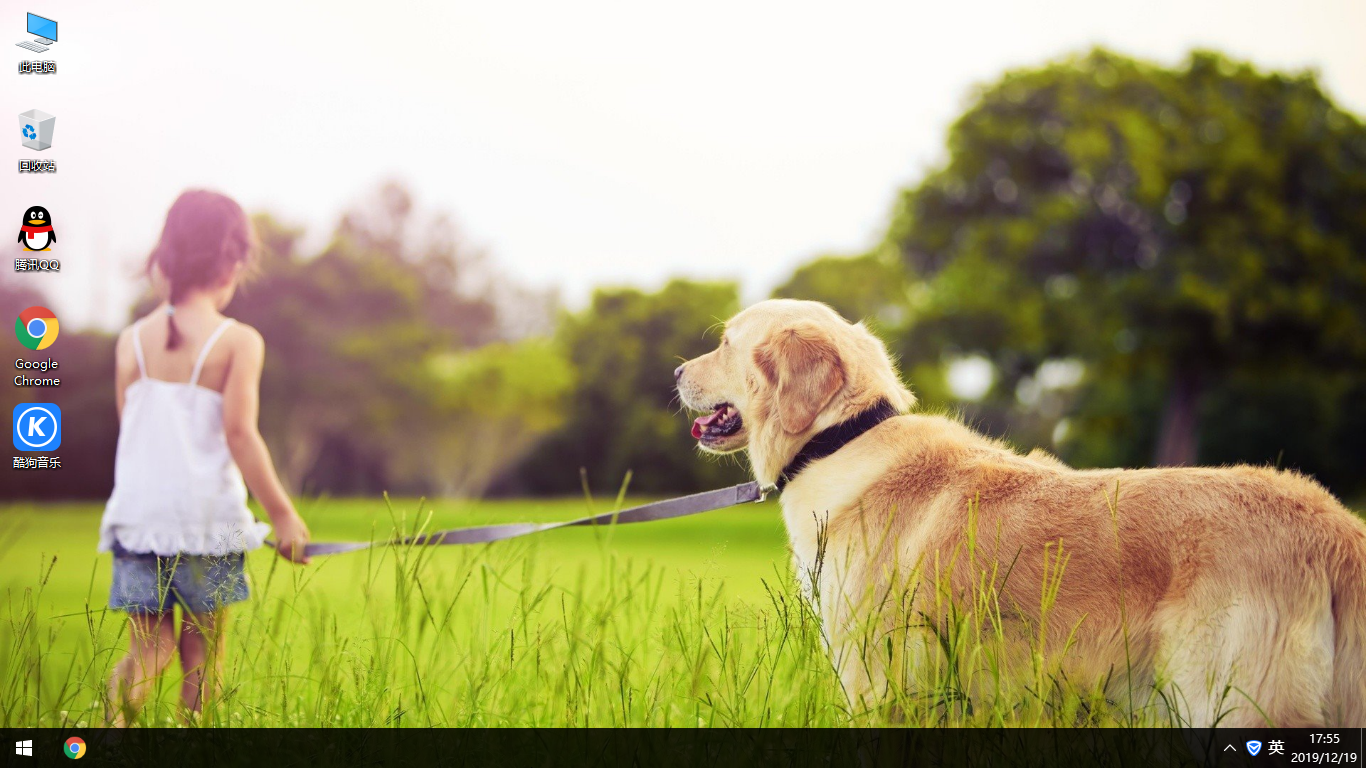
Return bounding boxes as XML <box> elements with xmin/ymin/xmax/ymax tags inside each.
<box><xmin>146</xmin><ymin>190</ymin><xmax>257</xmax><ymax>349</ymax></box>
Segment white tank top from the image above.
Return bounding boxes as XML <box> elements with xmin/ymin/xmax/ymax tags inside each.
<box><xmin>99</xmin><ymin>318</ymin><xmax>270</xmax><ymax>556</ymax></box>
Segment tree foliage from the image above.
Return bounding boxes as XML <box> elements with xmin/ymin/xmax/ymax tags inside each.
<box><xmin>226</xmin><ymin>185</ymin><xmax>566</xmax><ymax>495</ymax></box>
<box><xmin>770</xmin><ymin>253</ymin><xmax>911</xmax><ymax>328</ymax></box>
<box><xmin>506</xmin><ymin>279</ymin><xmax>749</xmax><ymax>496</ymax></box>
<box><xmin>884</xmin><ymin>49</ymin><xmax>1366</xmax><ymax>468</ymax></box>
<box><xmin>400</xmin><ymin>339</ymin><xmax>574</xmax><ymax>497</ymax></box>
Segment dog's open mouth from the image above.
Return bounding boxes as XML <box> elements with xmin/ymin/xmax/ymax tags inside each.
<box><xmin>691</xmin><ymin>403</ymin><xmax>743</xmax><ymax>444</ymax></box>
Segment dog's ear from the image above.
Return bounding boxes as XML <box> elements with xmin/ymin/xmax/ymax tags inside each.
<box><xmin>754</xmin><ymin>323</ymin><xmax>845</xmax><ymax>434</ymax></box>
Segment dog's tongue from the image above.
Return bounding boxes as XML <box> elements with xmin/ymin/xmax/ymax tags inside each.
<box><xmin>691</xmin><ymin>409</ymin><xmax>724</xmax><ymax>439</ymax></box>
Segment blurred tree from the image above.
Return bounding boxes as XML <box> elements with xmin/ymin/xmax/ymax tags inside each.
<box><xmin>337</xmin><ymin>181</ymin><xmax>560</xmax><ymax>342</ymax></box>
<box><xmin>771</xmin><ymin>253</ymin><xmax>911</xmax><ymax>328</ymax></box>
<box><xmin>337</xmin><ymin>181</ymin><xmax>502</xmax><ymax>348</ymax></box>
<box><xmin>504</xmin><ymin>279</ymin><xmax>749</xmax><ymax>496</ymax></box>
<box><xmin>225</xmin><ymin>213</ymin><xmax>447</xmax><ymax>493</ymax></box>
<box><xmin>395</xmin><ymin>339</ymin><xmax>574</xmax><ymax>497</ymax></box>
<box><xmin>885</xmin><ymin>49</ymin><xmax>1366</xmax><ymax>467</ymax></box>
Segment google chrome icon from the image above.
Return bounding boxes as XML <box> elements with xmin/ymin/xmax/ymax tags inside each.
<box><xmin>16</xmin><ymin>306</ymin><xmax>59</xmax><ymax>350</ymax></box>
<box><xmin>64</xmin><ymin>736</ymin><xmax>86</xmax><ymax>759</ymax></box>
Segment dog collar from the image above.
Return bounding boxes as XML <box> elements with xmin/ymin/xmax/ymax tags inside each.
<box><xmin>774</xmin><ymin>398</ymin><xmax>898</xmax><ymax>492</ymax></box>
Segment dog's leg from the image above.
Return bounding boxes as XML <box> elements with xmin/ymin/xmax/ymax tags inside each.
<box><xmin>820</xmin><ymin>541</ymin><xmax>939</xmax><ymax>724</ymax></box>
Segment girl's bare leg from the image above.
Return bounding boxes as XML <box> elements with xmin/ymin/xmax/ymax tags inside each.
<box><xmin>179</xmin><ymin>609</ymin><xmax>225</xmax><ymax>716</ymax></box>
<box><xmin>108</xmin><ymin>612</ymin><xmax>177</xmax><ymax>726</ymax></box>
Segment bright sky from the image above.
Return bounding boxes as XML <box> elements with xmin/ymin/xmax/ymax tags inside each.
<box><xmin>7</xmin><ymin>0</ymin><xmax>1366</xmax><ymax>331</ymax></box>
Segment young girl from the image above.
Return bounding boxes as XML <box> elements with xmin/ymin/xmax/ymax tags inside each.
<box><xmin>100</xmin><ymin>190</ymin><xmax>311</xmax><ymax>724</ymax></box>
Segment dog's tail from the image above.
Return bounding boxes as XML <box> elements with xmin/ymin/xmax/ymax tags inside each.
<box><xmin>1330</xmin><ymin>521</ymin><xmax>1366</xmax><ymax>727</ymax></box>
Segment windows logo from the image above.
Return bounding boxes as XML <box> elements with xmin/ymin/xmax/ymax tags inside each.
<box><xmin>16</xmin><ymin>739</ymin><xmax>33</xmax><ymax>756</ymax></box>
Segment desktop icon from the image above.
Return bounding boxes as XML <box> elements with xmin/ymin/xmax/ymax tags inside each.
<box><xmin>19</xmin><ymin>110</ymin><xmax>55</xmax><ymax>151</ymax></box>
<box><xmin>15</xmin><ymin>13</ymin><xmax>55</xmax><ymax>53</ymax></box>
<box><xmin>15</xmin><ymin>306</ymin><xmax>59</xmax><ymax>350</ymax></box>
<box><xmin>13</xmin><ymin>403</ymin><xmax>61</xmax><ymax>452</ymax></box>
<box><xmin>17</xmin><ymin>206</ymin><xmax>56</xmax><ymax>251</ymax></box>
<box><xmin>62</xmin><ymin>736</ymin><xmax>84</xmax><ymax>760</ymax></box>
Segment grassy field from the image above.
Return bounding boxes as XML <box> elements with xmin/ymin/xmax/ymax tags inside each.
<box><xmin>7</xmin><ymin>496</ymin><xmax>1358</xmax><ymax>729</ymax></box>
<box><xmin>2</xmin><ymin>496</ymin><xmax>843</xmax><ymax>728</ymax></box>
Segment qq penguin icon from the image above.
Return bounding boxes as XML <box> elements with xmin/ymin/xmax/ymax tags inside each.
<box><xmin>17</xmin><ymin>206</ymin><xmax>56</xmax><ymax>251</ymax></box>
<box><xmin>13</xmin><ymin>403</ymin><xmax>61</xmax><ymax>452</ymax></box>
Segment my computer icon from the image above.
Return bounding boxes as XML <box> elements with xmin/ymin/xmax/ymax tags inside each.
<box><xmin>16</xmin><ymin>13</ymin><xmax>56</xmax><ymax>53</ymax></box>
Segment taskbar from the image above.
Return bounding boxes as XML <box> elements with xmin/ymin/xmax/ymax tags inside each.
<box><xmin>0</xmin><ymin>726</ymin><xmax>1360</xmax><ymax>767</ymax></box>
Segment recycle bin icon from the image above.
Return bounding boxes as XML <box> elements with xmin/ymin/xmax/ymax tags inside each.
<box><xmin>19</xmin><ymin>109</ymin><xmax>56</xmax><ymax>151</ymax></box>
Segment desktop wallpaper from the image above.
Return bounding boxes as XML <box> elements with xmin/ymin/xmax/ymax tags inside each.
<box><xmin>3</xmin><ymin>0</ymin><xmax>1366</xmax><ymax>749</ymax></box>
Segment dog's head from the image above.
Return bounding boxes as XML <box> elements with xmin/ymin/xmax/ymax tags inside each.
<box><xmin>675</xmin><ymin>299</ymin><xmax>915</xmax><ymax>487</ymax></box>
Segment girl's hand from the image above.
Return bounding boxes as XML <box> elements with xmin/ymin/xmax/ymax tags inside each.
<box><xmin>273</xmin><ymin>513</ymin><xmax>312</xmax><ymax>564</ymax></box>
<box><xmin>223</xmin><ymin>327</ymin><xmax>313</xmax><ymax>565</ymax></box>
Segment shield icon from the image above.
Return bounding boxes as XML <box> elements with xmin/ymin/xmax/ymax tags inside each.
<box><xmin>1246</xmin><ymin>741</ymin><xmax>1263</xmax><ymax>756</ymax></box>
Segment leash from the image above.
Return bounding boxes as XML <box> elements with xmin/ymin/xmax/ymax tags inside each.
<box><xmin>271</xmin><ymin>400</ymin><xmax>898</xmax><ymax>557</ymax></box>
<box><xmin>274</xmin><ymin>481</ymin><xmax>767</xmax><ymax>557</ymax></box>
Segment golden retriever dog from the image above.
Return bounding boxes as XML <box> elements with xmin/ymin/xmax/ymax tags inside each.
<box><xmin>675</xmin><ymin>298</ymin><xmax>1366</xmax><ymax>726</ymax></box>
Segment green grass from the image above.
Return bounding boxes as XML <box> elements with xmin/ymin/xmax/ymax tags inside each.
<box><xmin>5</xmin><ymin>494</ymin><xmax>1326</xmax><ymax>729</ymax></box>
<box><xmin>2</xmin><ymin>496</ymin><xmax>842</xmax><ymax>728</ymax></box>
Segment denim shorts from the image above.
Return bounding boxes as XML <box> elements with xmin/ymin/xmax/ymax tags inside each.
<box><xmin>109</xmin><ymin>542</ymin><xmax>250</xmax><ymax>614</ymax></box>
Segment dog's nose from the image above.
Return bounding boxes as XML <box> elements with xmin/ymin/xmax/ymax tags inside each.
<box><xmin>674</xmin><ymin>364</ymin><xmax>685</xmax><ymax>382</ymax></box>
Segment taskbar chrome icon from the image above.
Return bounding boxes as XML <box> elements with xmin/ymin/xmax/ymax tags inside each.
<box><xmin>19</xmin><ymin>109</ymin><xmax>55</xmax><ymax>151</ymax></box>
